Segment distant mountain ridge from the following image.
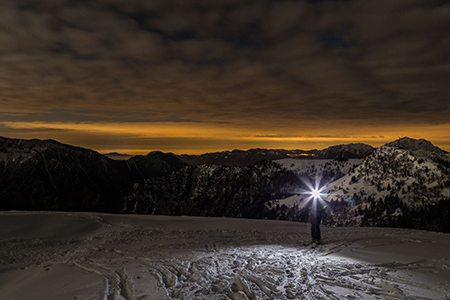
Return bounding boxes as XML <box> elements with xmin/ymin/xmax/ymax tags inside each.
<box><xmin>178</xmin><ymin>143</ymin><xmax>374</xmax><ymax>166</ymax></box>
<box><xmin>178</xmin><ymin>149</ymin><xmax>316</xmax><ymax>166</ymax></box>
<box><xmin>386</xmin><ymin>137</ymin><xmax>447</xmax><ymax>154</ymax></box>
<box><xmin>0</xmin><ymin>137</ymin><xmax>129</xmax><ymax>212</ymax></box>
<box><xmin>315</xmin><ymin>143</ymin><xmax>374</xmax><ymax>159</ymax></box>
<box><xmin>103</xmin><ymin>152</ymin><xmax>133</xmax><ymax>160</ymax></box>
<box><xmin>2</xmin><ymin>135</ymin><xmax>449</xmax><ymax>232</ymax></box>
<box><xmin>126</xmin><ymin>151</ymin><xmax>187</xmax><ymax>180</ymax></box>
<box><xmin>125</xmin><ymin>137</ymin><xmax>450</xmax><ymax>232</ymax></box>
<box><xmin>104</xmin><ymin>144</ymin><xmax>375</xmax><ymax>167</ymax></box>
<box><xmin>0</xmin><ymin>137</ymin><xmax>186</xmax><ymax>212</ymax></box>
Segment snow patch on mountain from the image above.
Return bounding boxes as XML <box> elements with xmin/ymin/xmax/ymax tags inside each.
<box><xmin>274</xmin><ymin>158</ymin><xmax>362</xmax><ymax>178</ymax></box>
<box><xmin>327</xmin><ymin>146</ymin><xmax>450</xmax><ymax>206</ymax></box>
<box><xmin>266</xmin><ymin>194</ymin><xmax>305</xmax><ymax>211</ymax></box>
<box><xmin>269</xmin><ymin>139</ymin><xmax>450</xmax><ymax>231</ymax></box>
<box><xmin>386</xmin><ymin>137</ymin><xmax>447</xmax><ymax>154</ymax></box>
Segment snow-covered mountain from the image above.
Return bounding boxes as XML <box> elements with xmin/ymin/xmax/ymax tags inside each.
<box><xmin>2</xmin><ymin>136</ymin><xmax>449</xmax><ymax>232</ymax></box>
<box><xmin>123</xmin><ymin>137</ymin><xmax>450</xmax><ymax>232</ymax></box>
<box><xmin>269</xmin><ymin>137</ymin><xmax>450</xmax><ymax>232</ymax></box>
<box><xmin>315</xmin><ymin>143</ymin><xmax>374</xmax><ymax>159</ymax></box>
<box><xmin>386</xmin><ymin>137</ymin><xmax>447</xmax><ymax>154</ymax></box>
<box><xmin>327</xmin><ymin>145</ymin><xmax>450</xmax><ymax>206</ymax></box>
<box><xmin>323</xmin><ymin>142</ymin><xmax>450</xmax><ymax>231</ymax></box>
<box><xmin>122</xmin><ymin>160</ymin><xmax>299</xmax><ymax>218</ymax></box>
<box><xmin>273</xmin><ymin>158</ymin><xmax>363</xmax><ymax>183</ymax></box>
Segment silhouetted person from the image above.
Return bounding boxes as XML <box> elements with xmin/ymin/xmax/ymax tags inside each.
<box><xmin>310</xmin><ymin>198</ymin><xmax>327</xmax><ymax>244</ymax></box>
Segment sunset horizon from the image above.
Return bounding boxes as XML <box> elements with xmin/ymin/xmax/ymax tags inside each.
<box><xmin>1</xmin><ymin>132</ymin><xmax>448</xmax><ymax>156</ymax></box>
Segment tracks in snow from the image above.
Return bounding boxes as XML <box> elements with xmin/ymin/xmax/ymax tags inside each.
<box><xmin>2</xmin><ymin>214</ymin><xmax>448</xmax><ymax>300</ymax></box>
<box><xmin>137</xmin><ymin>244</ymin><xmax>439</xmax><ymax>300</ymax></box>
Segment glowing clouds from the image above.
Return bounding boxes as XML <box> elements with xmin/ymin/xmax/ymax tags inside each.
<box><xmin>1</xmin><ymin>119</ymin><xmax>450</xmax><ymax>154</ymax></box>
<box><xmin>0</xmin><ymin>0</ymin><xmax>449</xmax><ymax>154</ymax></box>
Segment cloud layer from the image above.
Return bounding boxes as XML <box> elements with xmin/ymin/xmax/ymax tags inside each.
<box><xmin>1</xmin><ymin>0</ymin><xmax>449</xmax><ymax>152</ymax></box>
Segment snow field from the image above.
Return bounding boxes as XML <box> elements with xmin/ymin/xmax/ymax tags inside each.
<box><xmin>1</xmin><ymin>211</ymin><xmax>450</xmax><ymax>299</ymax></box>
<box><xmin>273</xmin><ymin>159</ymin><xmax>363</xmax><ymax>176</ymax></box>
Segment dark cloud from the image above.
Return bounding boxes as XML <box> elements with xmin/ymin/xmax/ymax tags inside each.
<box><xmin>0</xmin><ymin>0</ymin><xmax>449</xmax><ymax>152</ymax></box>
<box><xmin>0</xmin><ymin>110</ymin><xmax>192</xmax><ymax>124</ymax></box>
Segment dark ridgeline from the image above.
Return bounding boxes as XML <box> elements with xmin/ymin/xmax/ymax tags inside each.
<box><xmin>0</xmin><ymin>137</ymin><xmax>186</xmax><ymax>212</ymax></box>
<box><xmin>178</xmin><ymin>149</ymin><xmax>318</xmax><ymax>166</ymax></box>
<box><xmin>122</xmin><ymin>143</ymin><xmax>375</xmax><ymax>218</ymax></box>
<box><xmin>0</xmin><ymin>137</ymin><xmax>371</xmax><ymax>213</ymax></box>
<box><xmin>1</xmin><ymin>136</ymin><xmax>449</xmax><ymax>232</ymax></box>
<box><xmin>314</xmin><ymin>143</ymin><xmax>374</xmax><ymax>159</ymax></box>
<box><xmin>178</xmin><ymin>144</ymin><xmax>374</xmax><ymax>166</ymax></box>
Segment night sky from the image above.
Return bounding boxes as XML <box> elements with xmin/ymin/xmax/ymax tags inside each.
<box><xmin>1</xmin><ymin>0</ymin><xmax>449</xmax><ymax>154</ymax></box>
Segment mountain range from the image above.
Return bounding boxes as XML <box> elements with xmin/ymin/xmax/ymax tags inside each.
<box><xmin>266</xmin><ymin>137</ymin><xmax>450</xmax><ymax>232</ymax></box>
<box><xmin>177</xmin><ymin>143</ymin><xmax>374</xmax><ymax>166</ymax></box>
<box><xmin>0</xmin><ymin>137</ymin><xmax>185</xmax><ymax>212</ymax></box>
<box><xmin>1</xmin><ymin>136</ymin><xmax>449</xmax><ymax>232</ymax></box>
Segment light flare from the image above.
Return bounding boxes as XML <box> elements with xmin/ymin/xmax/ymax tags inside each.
<box><xmin>302</xmin><ymin>178</ymin><xmax>328</xmax><ymax>201</ymax></box>
<box><xmin>294</xmin><ymin>177</ymin><xmax>329</xmax><ymax>210</ymax></box>
<box><xmin>311</xmin><ymin>189</ymin><xmax>321</xmax><ymax>199</ymax></box>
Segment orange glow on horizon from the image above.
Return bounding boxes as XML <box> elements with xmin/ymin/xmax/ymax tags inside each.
<box><xmin>1</xmin><ymin>120</ymin><xmax>449</xmax><ymax>155</ymax></box>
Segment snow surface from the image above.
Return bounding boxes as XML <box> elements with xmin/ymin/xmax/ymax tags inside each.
<box><xmin>267</xmin><ymin>194</ymin><xmax>307</xmax><ymax>210</ymax></box>
<box><xmin>1</xmin><ymin>211</ymin><xmax>450</xmax><ymax>300</ymax></box>
<box><xmin>273</xmin><ymin>158</ymin><xmax>363</xmax><ymax>174</ymax></box>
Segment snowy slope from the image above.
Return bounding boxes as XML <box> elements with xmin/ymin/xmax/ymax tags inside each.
<box><xmin>1</xmin><ymin>211</ymin><xmax>449</xmax><ymax>300</ymax></box>
<box><xmin>274</xmin><ymin>158</ymin><xmax>363</xmax><ymax>181</ymax></box>
<box><xmin>267</xmin><ymin>158</ymin><xmax>364</xmax><ymax>220</ymax></box>
<box><xmin>271</xmin><ymin>141</ymin><xmax>450</xmax><ymax>231</ymax></box>
<box><xmin>321</xmin><ymin>145</ymin><xmax>450</xmax><ymax>230</ymax></box>
<box><xmin>327</xmin><ymin>146</ymin><xmax>450</xmax><ymax>205</ymax></box>
<box><xmin>386</xmin><ymin>137</ymin><xmax>447</xmax><ymax>154</ymax></box>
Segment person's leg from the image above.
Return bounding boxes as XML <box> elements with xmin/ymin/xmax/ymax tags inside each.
<box><xmin>316</xmin><ymin>214</ymin><xmax>322</xmax><ymax>242</ymax></box>
<box><xmin>311</xmin><ymin>216</ymin><xmax>319</xmax><ymax>241</ymax></box>
<box><xmin>316</xmin><ymin>223</ymin><xmax>321</xmax><ymax>242</ymax></box>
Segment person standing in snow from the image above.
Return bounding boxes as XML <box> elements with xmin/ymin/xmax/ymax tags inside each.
<box><xmin>309</xmin><ymin>196</ymin><xmax>327</xmax><ymax>244</ymax></box>
<box><xmin>301</xmin><ymin>179</ymin><xmax>329</xmax><ymax>245</ymax></box>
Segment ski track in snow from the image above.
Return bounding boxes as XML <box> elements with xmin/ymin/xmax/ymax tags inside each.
<box><xmin>1</xmin><ymin>212</ymin><xmax>450</xmax><ymax>300</ymax></box>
